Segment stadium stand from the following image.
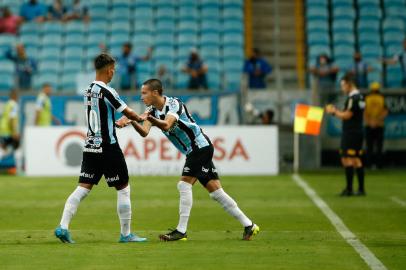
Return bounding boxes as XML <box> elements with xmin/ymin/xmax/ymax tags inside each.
<box><xmin>0</xmin><ymin>0</ymin><xmax>245</xmax><ymax>92</ymax></box>
<box><xmin>306</xmin><ymin>0</ymin><xmax>406</xmax><ymax>88</ymax></box>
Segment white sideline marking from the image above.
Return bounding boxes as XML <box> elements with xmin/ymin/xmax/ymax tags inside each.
<box><xmin>292</xmin><ymin>174</ymin><xmax>387</xmax><ymax>270</ymax></box>
<box><xmin>390</xmin><ymin>196</ymin><xmax>406</xmax><ymax>208</ymax></box>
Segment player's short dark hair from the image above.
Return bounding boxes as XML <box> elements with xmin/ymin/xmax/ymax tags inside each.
<box><xmin>94</xmin><ymin>53</ymin><xmax>116</xmax><ymax>71</ymax></box>
<box><xmin>340</xmin><ymin>72</ymin><xmax>356</xmax><ymax>85</ymax></box>
<box><xmin>143</xmin><ymin>79</ymin><xmax>163</xmax><ymax>95</ymax></box>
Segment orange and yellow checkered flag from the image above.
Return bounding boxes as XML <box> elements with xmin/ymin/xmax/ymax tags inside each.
<box><xmin>294</xmin><ymin>104</ymin><xmax>324</xmax><ymax>136</ymax></box>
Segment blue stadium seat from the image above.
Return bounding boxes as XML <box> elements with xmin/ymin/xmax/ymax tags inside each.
<box><xmin>133</xmin><ymin>7</ymin><xmax>154</xmax><ymax>19</ymax></box>
<box><xmin>0</xmin><ymin>74</ymin><xmax>13</xmax><ymax>91</ymax></box>
<box><xmin>89</xmin><ymin>6</ymin><xmax>109</xmax><ymax>21</ymax></box>
<box><xmin>38</xmin><ymin>60</ymin><xmax>61</xmax><ymax>75</ymax></box>
<box><xmin>386</xmin><ymin>65</ymin><xmax>403</xmax><ymax>87</ymax></box>
<box><xmin>331</xmin><ymin>0</ymin><xmax>353</xmax><ymax>8</ymax></box>
<box><xmin>178</xmin><ymin>33</ymin><xmax>198</xmax><ymax>48</ymax></box>
<box><xmin>40</xmin><ymin>22</ymin><xmax>63</xmax><ymax>35</ymax></box>
<box><xmin>223</xmin><ymin>0</ymin><xmax>243</xmax><ymax>9</ymax></box>
<box><xmin>332</xmin><ymin>19</ymin><xmax>354</xmax><ymax>33</ymax></box>
<box><xmin>200</xmin><ymin>46</ymin><xmax>220</xmax><ymax>60</ymax></box>
<box><xmin>156</xmin><ymin>0</ymin><xmax>175</xmax><ymax>8</ymax></box>
<box><xmin>88</xmin><ymin>21</ymin><xmax>108</xmax><ymax>34</ymax></box>
<box><xmin>367</xmin><ymin>71</ymin><xmax>382</xmax><ymax>85</ymax></box>
<box><xmin>86</xmin><ymin>46</ymin><xmax>102</xmax><ymax>61</ymax></box>
<box><xmin>134</xmin><ymin>20</ymin><xmax>154</xmax><ymax>34</ymax></box>
<box><xmin>308</xmin><ymin>45</ymin><xmax>331</xmax><ymax>60</ymax></box>
<box><xmin>64</xmin><ymin>22</ymin><xmax>86</xmax><ymax>35</ymax></box>
<box><xmin>39</xmin><ymin>47</ymin><xmax>60</xmax><ymax>61</ymax></box>
<box><xmin>332</xmin><ymin>7</ymin><xmax>356</xmax><ymax>20</ymax></box>
<box><xmin>65</xmin><ymin>33</ymin><xmax>84</xmax><ymax>49</ymax></box>
<box><xmin>154</xmin><ymin>46</ymin><xmax>175</xmax><ymax>61</ymax></box>
<box><xmin>0</xmin><ymin>34</ymin><xmax>17</xmax><ymax>52</ymax></box>
<box><xmin>175</xmin><ymin>72</ymin><xmax>189</xmax><ymax>89</ymax></box>
<box><xmin>201</xmin><ymin>7</ymin><xmax>221</xmax><ymax>20</ymax></box>
<box><xmin>385</xmin><ymin>44</ymin><xmax>402</xmax><ymax>57</ymax></box>
<box><xmin>155</xmin><ymin>34</ymin><xmax>175</xmax><ymax>47</ymax></box>
<box><xmin>176</xmin><ymin>46</ymin><xmax>193</xmax><ymax>62</ymax></box>
<box><xmin>307</xmin><ymin>20</ymin><xmax>329</xmax><ymax>33</ymax></box>
<box><xmin>87</xmin><ymin>33</ymin><xmax>108</xmax><ymax>47</ymax></box>
<box><xmin>223</xmin><ymin>59</ymin><xmax>242</xmax><ymax>73</ymax></box>
<box><xmin>111</xmin><ymin>7</ymin><xmax>131</xmax><ymax>22</ymax></box>
<box><xmin>132</xmin><ymin>34</ymin><xmax>154</xmax><ymax>47</ymax></box>
<box><xmin>357</xmin><ymin>0</ymin><xmax>379</xmax><ymax>7</ymax></box>
<box><xmin>223</xmin><ymin>33</ymin><xmax>244</xmax><ymax>46</ymax></box>
<box><xmin>154</xmin><ymin>60</ymin><xmax>175</xmax><ymax>75</ymax></box>
<box><xmin>63</xmin><ymin>47</ymin><xmax>85</xmax><ymax>61</ymax></box>
<box><xmin>359</xmin><ymin>7</ymin><xmax>382</xmax><ymax>20</ymax></box>
<box><xmin>60</xmin><ymin>73</ymin><xmax>77</xmax><ymax>91</ymax></box>
<box><xmin>136</xmin><ymin>71</ymin><xmax>154</xmax><ymax>87</ymax></box>
<box><xmin>19</xmin><ymin>34</ymin><xmax>40</xmax><ymax>49</ymax></box>
<box><xmin>41</xmin><ymin>34</ymin><xmax>63</xmax><ymax>49</ymax></box>
<box><xmin>179</xmin><ymin>6</ymin><xmax>199</xmax><ymax>21</ymax></box>
<box><xmin>307</xmin><ymin>32</ymin><xmax>330</xmax><ymax>46</ymax></box>
<box><xmin>112</xmin><ymin>0</ymin><xmax>130</xmax><ymax>9</ymax></box>
<box><xmin>178</xmin><ymin>21</ymin><xmax>198</xmax><ymax>34</ymax></box>
<box><xmin>0</xmin><ymin>60</ymin><xmax>14</xmax><ymax>74</ymax></box>
<box><xmin>25</xmin><ymin>46</ymin><xmax>39</xmax><ymax>58</ymax></box>
<box><xmin>19</xmin><ymin>23</ymin><xmax>39</xmax><ymax>36</ymax></box>
<box><xmin>63</xmin><ymin>59</ymin><xmax>83</xmax><ymax>74</ymax></box>
<box><xmin>383</xmin><ymin>32</ymin><xmax>404</xmax><ymax>46</ymax></box>
<box><xmin>333</xmin><ymin>32</ymin><xmax>355</xmax><ymax>46</ymax></box>
<box><xmin>223</xmin><ymin>46</ymin><xmax>244</xmax><ymax>60</ymax></box>
<box><xmin>137</xmin><ymin>61</ymin><xmax>153</xmax><ymax>73</ymax></box>
<box><xmin>360</xmin><ymin>45</ymin><xmax>383</xmax><ymax>59</ymax></box>
<box><xmin>88</xmin><ymin>0</ymin><xmax>109</xmax><ymax>9</ymax></box>
<box><xmin>34</xmin><ymin>73</ymin><xmax>59</xmax><ymax>90</ymax></box>
<box><xmin>133</xmin><ymin>0</ymin><xmax>153</xmax><ymax>9</ymax></box>
<box><xmin>108</xmin><ymin>33</ymin><xmax>131</xmax><ymax>48</ymax></box>
<box><xmin>333</xmin><ymin>45</ymin><xmax>354</xmax><ymax>59</ymax></box>
<box><xmin>306</xmin><ymin>7</ymin><xmax>329</xmax><ymax>21</ymax></box>
<box><xmin>382</xmin><ymin>19</ymin><xmax>405</xmax><ymax>33</ymax></box>
<box><xmin>201</xmin><ymin>0</ymin><xmax>220</xmax><ymax>8</ymax></box>
<box><xmin>200</xmin><ymin>33</ymin><xmax>220</xmax><ymax>46</ymax></box>
<box><xmin>357</xmin><ymin>19</ymin><xmax>380</xmax><ymax>32</ymax></box>
<box><xmin>133</xmin><ymin>45</ymin><xmax>151</xmax><ymax>58</ymax></box>
<box><xmin>223</xmin><ymin>19</ymin><xmax>244</xmax><ymax>33</ymax></box>
<box><xmin>358</xmin><ymin>32</ymin><xmax>381</xmax><ymax>46</ymax></box>
<box><xmin>223</xmin><ymin>7</ymin><xmax>243</xmax><ymax>20</ymax></box>
<box><xmin>111</xmin><ymin>21</ymin><xmax>131</xmax><ymax>35</ymax></box>
<box><xmin>201</xmin><ymin>20</ymin><xmax>221</xmax><ymax>33</ymax></box>
<box><xmin>208</xmin><ymin>71</ymin><xmax>222</xmax><ymax>90</ymax></box>
<box><xmin>156</xmin><ymin>7</ymin><xmax>176</xmax><ymax>20</ymax></box>
<box><xmin>155</xmin><ymin>19</ymin><xmax>175</xmax><ymax>33</ymax></box>
<box><xmin>224</xmin><ymin>71</ymin><xmax>241</xmax><ymax>91</ymax></box>
<box><xmin>334</xmin><ymin>58</ymin><xmax>353</xmax><ymax>70</ymax></box>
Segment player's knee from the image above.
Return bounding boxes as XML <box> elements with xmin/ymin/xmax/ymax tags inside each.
<box><xmin>177</xmin><ymin>181</ymin><xmax>192</xmax><ymax>192</ymax></box>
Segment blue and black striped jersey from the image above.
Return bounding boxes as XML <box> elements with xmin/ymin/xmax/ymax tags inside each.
<box><xmin>84</xmin><ymin>81</ymin><xmax>127</xmax><ymax>152</ymax></box>
<box><xmin>149</xmin><ymin>96</ymin><xmax>211</xmax><ymax>155</ymax></box>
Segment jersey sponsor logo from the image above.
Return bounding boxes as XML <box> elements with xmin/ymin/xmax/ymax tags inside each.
<box><xmin>80</xmin><ymin>172</ymin><xmax>95</xmax><ymax>178</ymax></box>
<box><xmin>84</xmin><ymin>92</ymin><xmax>103</xmax><ymax>99</ymax></box>
<box><xmin>106</xmin><ymin>175</ymin><xmax>119</xmax><ymax>182</ymax></box>
<box><xmin>202</xmin><ymin>166</ymin><xmax>209</xmax><ymax>173</ymax></box>
<box><xmin>83</xmin><ymin>147</ymin><xmax>103</xmax><ymax>153</ymax></box>
<box><xmin>183</xmin><ymin>167</ymin><xmax>190</xmax><ymax>173</ymax></box>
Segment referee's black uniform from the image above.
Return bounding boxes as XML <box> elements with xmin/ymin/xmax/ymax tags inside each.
<box><xmin>340</xmin><ymin>89</ymin><xmax>365</xmax><ymax>195</ymax></box>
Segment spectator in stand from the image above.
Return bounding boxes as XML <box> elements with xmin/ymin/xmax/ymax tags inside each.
<box><xmin>47</xmin><ymin>0</ymin><xmax>67</xmax><ymax>21</ymax></box>
<box><xmin>347</xmin><ymin>52</ymin><xmax>372</xmax><ymax>89</ymax></box>
<box><xmin>182</xmin><ymin>48</ymin><xmax>208</xmax><ymax>90</ymax></box>
<box><xmin>309</xmin><ymin>54</ymin><xmax>339</xmax><ymax>105</ymax></box>
<box><xmin>64</xmin><ymin>0</ymin><xmax>89</xmax><ymax>22</ymax></box>
<box><xmin>156</xmin><ymin>64</ymin><xmax>172</xmax><ymax>89</ymax></box>
<box><xmin>5</xmin><ymin>44</ymin><xmax>37</xmax><ymax>90</ymax></box>
<box><xmin>115</xmin><ymin>42</ymin><xmax>153</xmax><ymax>91</ymax></box>
<box><xmin>382</xmin><ymin>39</ymin><xmax>406</xmax><ymax>87</ymax></box>
<box><xmin>0</xmin><ymin>7</ymin><xmax>22</xmax><ymax>35</ymax></box>
<box><xmin>243</xmin><ymin>48</ymin><xmax>272</xmax><ymax>89</ymax></box>
<box><xmin>20</xmin><ymin>0</ymin><xmax>47</xmax><ymax>22</ymax></box>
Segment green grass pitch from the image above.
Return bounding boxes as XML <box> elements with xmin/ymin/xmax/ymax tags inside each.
<box><xmin>0</xmin><ymin>171</ymin><xmax>405</xmax><ymax>269</ymax></box>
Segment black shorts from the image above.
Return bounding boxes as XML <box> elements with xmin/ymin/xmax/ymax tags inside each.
<box><xmin>79</xmin><ymin>144</ymin><xmax>129</xmax><ymax>187</ymax></box>
<box><xmin>340</xmin><ymin>132</ymin><xmax>364</xmax><ymax>157</ymax></box>
<box><xmin>182</xmin><ymin>145</ymin><xmax>219</xmax><ymax>186</ymax></box>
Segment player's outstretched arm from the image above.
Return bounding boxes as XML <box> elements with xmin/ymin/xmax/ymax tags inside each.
<box><xmin>122</xmin><ymin>107</ymin><xmax>142</xmax><ymax>122</ymax></box>
<box><xmin>130</xmin><ymin>120</ymin><xmax>152</xmax><ymax>137</ymax></box>
<box><xmin>147</xmin><ymin>114</ymin><xmax>177</xmax><ymax>132</ymax></box>
<box><xmin>325</xmin><ymin>104</ymin><xmax>353</xmax><ymax>120</ymax></box>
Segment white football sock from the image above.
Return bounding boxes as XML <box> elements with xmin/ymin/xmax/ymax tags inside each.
<box><xmin>176</xmin><ymin>181</ymin><xmax>193</xmax><ymax>234</ymax></box>
<box><xmin>60</xmin><ymin>186</ymin><xmax>90</xmax><ymax>229</ymax></box>
<box><xmin>117</xmin><ymin>185</ymin><xmax>132</xmax><ymax>237</ymax></box>
<box><xmin>210</xmin><ymin>188</ymin><xmax>252</xmax><ymax>227</ymax></box>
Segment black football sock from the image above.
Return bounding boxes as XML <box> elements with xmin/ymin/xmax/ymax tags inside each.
<box><xmin>345</xmin><ymin>167</ymin><xmax>354</xmax><ymax>192</ymax></box>
<box><xmin>356</xmin><ymin>167</ymin><xmax>365</xmax><ymax>192</ymax></box>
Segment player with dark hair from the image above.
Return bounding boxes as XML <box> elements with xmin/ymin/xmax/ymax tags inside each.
<box><xmin>54</xmin><ymin>53</ymin><xmax>147</xmax><ymax>243</ymax></box>
<box><xmin>116</xmin><ymin>78</ymin><xmax>259</xmax><ymax>241</ymax></box>
<box><xmin>326</xmin><ymin>73</ymin><xmax>366</xmax><ymax>196</ymax></box>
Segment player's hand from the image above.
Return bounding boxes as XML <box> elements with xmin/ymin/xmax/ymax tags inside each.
<box><xmin>115</xmin><ymin>116</ymin><xmax>131</xmax><ymax>128</ymax></box>
<box><xmin>325</xmin><ymin>104</ymin><xmax>336</xmax><ymax>114</ymax></box>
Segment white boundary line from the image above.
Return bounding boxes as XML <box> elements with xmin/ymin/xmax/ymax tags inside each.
<box><xmin>390</xmin><ymin>196</ymin><xmax>406</xmax><ymax>208</ymax></box>
<box><xmin>292</xmin><ymin>174</ymin><xmax>387</xmax><ymax>270</ymax></box>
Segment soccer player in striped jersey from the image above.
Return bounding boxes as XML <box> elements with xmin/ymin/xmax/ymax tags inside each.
<box><xmin>55</xmin><ymin>53</ymin><xmax>147</xmax><ymax>243</ymax></box>
<box><xmin>116</xmin><ymin>79</ymin><xmax>259</xmax><ymax>241</ymax></box>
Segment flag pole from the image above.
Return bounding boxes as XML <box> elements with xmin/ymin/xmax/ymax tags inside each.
<box><xmin>293</xmin><ymin>132</ymin><xmax>299</xmax><ymax>173</ymax></box>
